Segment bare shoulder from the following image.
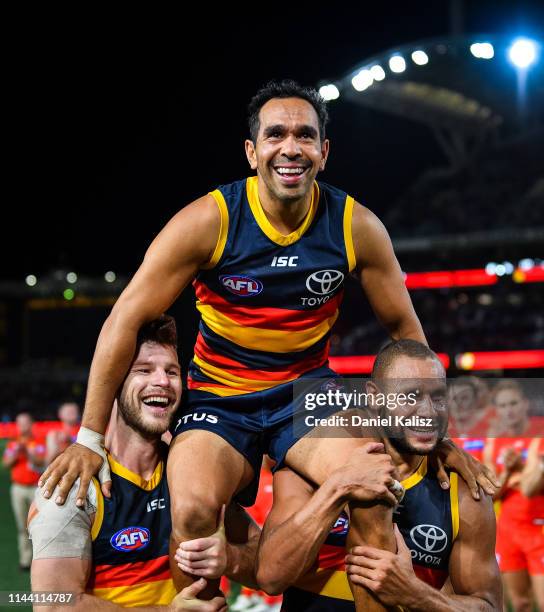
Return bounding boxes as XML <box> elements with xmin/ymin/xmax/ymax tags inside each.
<box><xmin>457</xmin><ymin>475</ymin><xmax>495</xmax><ymax>536</ymax></box>
<box><xmin>156</xmin><ymin>193</ymin><xmax>221</xmax><ymax>265</ymax></box>
<box><xmin>351</xmin><ymin>201</ymin><xmax>394</xmax><ymax>268</ymax></box>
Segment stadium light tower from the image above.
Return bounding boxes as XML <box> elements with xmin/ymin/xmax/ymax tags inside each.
<box><xmin>507</xmin><ymin>38</ymin><xmax>539</xmax><ymax>128</ymax></box>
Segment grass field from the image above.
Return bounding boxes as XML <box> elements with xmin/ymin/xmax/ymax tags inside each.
<box><xmin>0</xmin><ymin>439</ymin><xmax>32</xmax><ymax>611</ymax></box>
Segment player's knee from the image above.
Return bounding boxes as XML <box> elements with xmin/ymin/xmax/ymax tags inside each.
<box><xmin>170</xmin><ymin>493</ymin><xmax>223</xmax><ymax>540</ymax></box>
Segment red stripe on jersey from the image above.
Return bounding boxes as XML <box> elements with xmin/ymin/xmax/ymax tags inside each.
<box><xmin>90</xmin><ymin>555</ymin><xmax>170</xmax><ymax>588</ymax></box>
<box><xmin>413</xmin><ymin>565</ymin><xmax>448</xmax><ymax>589</ymax></box>
<box><xmin>317</xmin><ymin>544</ymin><xmax>346</xmax><ymax>571</ymax></box>
<box><xmin>195</xmin><ymin>333</ymin><xmax>330</xmax><ymax>381</ymax></box>
<box><xmin>194</xmin><ymin>281</ymin><xmax>343</xmax><ymax>331</ymax></box>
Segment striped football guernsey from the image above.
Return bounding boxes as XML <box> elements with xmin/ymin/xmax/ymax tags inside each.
<box><xmin>87</xmin><ymin>453</ymin><xmax>175</xmax><ymax>606</ymax></box>
<box><xmin>189</xmin><ymin>175</ymin><xmax>356</xmax><ymax>396</ymax></box>
<box><xmin>283</xmin><ymin>458</ymin><xmax>460</xmax><ymax>610</ymax></box>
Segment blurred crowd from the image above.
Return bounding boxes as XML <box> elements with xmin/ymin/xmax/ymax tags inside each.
<box><xmin>383</xmin><ymin>131</ymin><xmax>544</xmax><ymax>238</ymax></box>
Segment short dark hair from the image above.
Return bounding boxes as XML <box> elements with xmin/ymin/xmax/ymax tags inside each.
<box><xmin>136</xmin><ymin>315</ymin><xmax>178</xmax><ymax>352</ymax></box>
<box><xmin>372</xmin><ymin>339</ymin><xmax>441</xmax><ymax>380</ymax></box>
<box><xmin>248</xmin><ymin>79</ymin><xmax>329</xmax><ymax>144</ymax></box>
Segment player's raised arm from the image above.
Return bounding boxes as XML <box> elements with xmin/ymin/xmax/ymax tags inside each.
<box><xmin>351</xmin><ymin>202</ymin><xmax>426</xmax><ymax>344</ymax></box>
<box><xmin>39</xmin><ymin>195</ymin><xmax>221</xmax><ymax>505</ymax></box>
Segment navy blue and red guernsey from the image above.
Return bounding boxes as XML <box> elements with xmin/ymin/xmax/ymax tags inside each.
<box><xmin>88</xmin><ymin>453</ymin><xmax>175</xmax><ymax>606</ymax></box>
<box><xmin>188</xmin><ymin>175</ymin><xmax>356</xmax><ymax>397</ymax></box>
<box><xmin>282</xmin><ymin>458</ymin><xmax>460</xmax><ymax>611</ymax></box>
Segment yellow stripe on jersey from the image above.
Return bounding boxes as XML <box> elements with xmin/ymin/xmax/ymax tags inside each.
<box><xmin>401</xmin><ymin>456</ymin><xmax>428</xmax><ymax>490</ymax></box>
<box><xmin>201</xmin><ymin>189</ymin><xmax>229</xmax><ymax>270</ymax></box>
<box><xmin>91</xmin><ymin>478</ymin><xmax>104</xmax><ymax>542</ymax></box>
<box><xmin>192</xmin><ymin>354</ymin><xmax>293</xmax><ymax>392</ymax></box>
<box><xmin>91</xmin><ymin>578</ymin><xmax>176</xmax><ymax>607</ymax></box>
<box><xmin>107</xmin><ymin>453</ymin><xmax>164</xmax><ymax>491</ymax></box>
<box><xmin>188</xmin><ymin>384</ymin><xmax>252</xmax><ymax>397</ymax></box>
<box><xmin>246</xmin><ymin>176</ymin><xmax>319</xmax><ymax>246</ymax></box>
<box><xmin>450</xmin><ymin>472</ymin><xmax>459</xmax><ymax>540</ymax></box>
<box><xmin>196</xmin><ymin>302</ymin><xmax>338</xmax><ymax>353</ymax></box>
<box><xmin>343</xmin><ymin>196</ymin><xmax>356</xmax><ymax>273</ymax></box>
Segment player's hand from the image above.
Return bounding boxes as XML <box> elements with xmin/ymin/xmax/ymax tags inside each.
<box><xmin>503</xmin><ymin>448</ymin><xmax>523</xmax><ymax>472</ymax></box>
<box><xmin>345</xmin><ymin>524</ymin><xmax>418</xmax><ymax>607</ymax></box>
<box><xmin>431</xmin><ymin>438</ymin><xmax>499</xmax><ymax>500</ymax></box>
<box><xmin>175</xmin><ymin>506</ymin><xmax>228</xmax><ymax>579</ymax></box>
<box><xmin>331</xmin><ymin>442</ymin><xmax>400</xmax><ymax>506</ymax></box>
<box><xmin>170</xmin><ymin>578</ymin><xmax>227</xmax><ymax>611</ymax></box>
<box><xmin>38</xmin><ymin>442</ymin><xmax>111</xmax><ymax>506</ymax></box>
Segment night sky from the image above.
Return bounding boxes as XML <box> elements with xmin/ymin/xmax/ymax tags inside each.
<box><xmin>7</xmin><ymin>1</ymin><xmax>543</xmax><ymax>281</ymax></box>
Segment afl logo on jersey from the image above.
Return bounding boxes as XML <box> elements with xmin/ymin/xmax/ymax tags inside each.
<box><xmin>306</xmin><ymin>270</ymin><xmax>344</xmax><ymax>295</ymax></box>
<box><xmin>220</xmin><ymin>275</ymin><xmax>263</xmax><ymax>297</ymax></box>
<box><xmin>110</xmin><ymin>526</ymin><xmax>151</xmax><ymax>552</ymax></box>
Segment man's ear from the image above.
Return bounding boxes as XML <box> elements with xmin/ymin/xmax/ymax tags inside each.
<box><xmin>319</xmin><ymin>138</ymin><xmax>330</xmax><ymax>171</ymax></box>
<box><xmin>245</xmin><ymin>139</ymin><xmax>258</xmax><ymax>170</ymax></box>
<box><xmin>365</xmin><ymin>380</ymin><xmax>381</xmax><ymax>413</ymax></box>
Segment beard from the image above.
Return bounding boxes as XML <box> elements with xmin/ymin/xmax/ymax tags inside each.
<box><xmin>381</xmin><ymin>409</ymin><xmax>448</xmax><ymax>456</ymax></box>
<box><xmin>117</xmin><ymin>391</ymin><xmax>174</xmax><ymax>440</ymax></box>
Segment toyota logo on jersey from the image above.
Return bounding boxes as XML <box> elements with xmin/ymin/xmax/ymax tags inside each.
<box><xmin>410</xmin><ymin>524</ymin><xmax>448</xmax><ymax>553</ymax></box>
<box><xmin>306</xmin><ymin>270</ymin><xmax>344</xmax><ymax>296</ymax></box>
<box><xmin>220</xmin><ymin>275</ymin><xmax>263</xmax><ymax>297</ymax></box>
<box><xmin>110</xmin><ymin>526</ymin><xmax>151</xmax><ymax>552</ymax></box>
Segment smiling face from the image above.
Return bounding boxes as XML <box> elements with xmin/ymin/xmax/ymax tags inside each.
<box><xmin>370</xmin><ymin>355</ymin><xmax>448</xmax><ymax>455</ymax></box>
<box><xmin>494</xmin><ymin>387</ymin><xmax>529</xmax><ymax>432</ymax></box>
<box><xmin>245</xmin><ymin>97</ymin><xmax>329</xmax><ymax>204</ymax></box>
<box><xmin>117</xmin><ymin>341</ymin><xmax>182</xmax><ymax>438</ymax></box>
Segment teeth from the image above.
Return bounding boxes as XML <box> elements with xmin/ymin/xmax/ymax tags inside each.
<box><xmin>143</xmin><ymin>396</ymin><xmax>170</xmax><ymax>405</ymax></box>
<box><xmin>276</xmin><ymin>167</ymin><xmax>305</xmax><ymax>175</ymax></box>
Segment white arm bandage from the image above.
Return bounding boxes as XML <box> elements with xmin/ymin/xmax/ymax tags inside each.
<box><xmin>76</xmin><ymin>427</ymin><xmax>111</xmax><ymax>484</ymax></box>
<box><xmin>29</xmin><ymin>480</ymin><xmax>98</xmax><ymax>560</ymax></box>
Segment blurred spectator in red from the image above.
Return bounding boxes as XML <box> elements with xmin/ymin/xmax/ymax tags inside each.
<box><xmin>2</xmin><ymin>412</ymin><xmax>45</xmax><ymax>570</ymax></box>
<box><xmin>449</xmin><ymin>376</ymin><xmax>494</xmax><ymax>461</ymax></box>
<box><xmin>484</xmin><ymin>381</ymin><xmax>544</xmax><ymax>611</ymax></box>
<box><xmin>45</xmin><ymin>401</ymin><xmax>80</xmax><ymax>464</ymax></box>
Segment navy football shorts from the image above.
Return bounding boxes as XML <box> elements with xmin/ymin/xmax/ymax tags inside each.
<box><xmin>170</xmin><ymin>365</ymin><xmax>342</xmax><ymax>505</ymax></box>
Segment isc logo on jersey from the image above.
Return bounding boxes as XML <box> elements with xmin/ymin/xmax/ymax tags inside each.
<box><xmin>110</xmin><ymin>526</ymin><xmax>151</xmax><ymax>552</ymax></box>
<box><xmin>220</xmin><ymin>275</ymin><xmax>263</xmax><ymax>297</ymax></box>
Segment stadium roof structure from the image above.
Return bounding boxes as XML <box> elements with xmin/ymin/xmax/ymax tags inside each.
<box><xmin>321</xmin><ymin>35</ymin><xmax>543</xmax><ymax>167</ymax></box>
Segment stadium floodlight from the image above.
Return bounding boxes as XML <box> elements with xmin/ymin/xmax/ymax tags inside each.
<box><xmin>519</xmin><ymin>258</ymin><xmax>534</xmax><ymax>271</ymax></box>
<box><xmin>485</xmin><ymin>263</ymin><xmax>496</xmax><ymax>276</ymax></box>
<box><xmin>105</xmin><ymin>271</ymin><xmax>116</xmax><ymax>283</ymax></box>
<box><xmin>508</xmin><ymin>38</ymin><xmax>538</xmax><ymax>69</ymax></box>
<box><xmin>352</xmin><ymin>69</ymin><xmax>373</xmax><ymax>91</ymax></box>
<box><xmin>470</xmin><ymin>42</ymin><xmax>494</xmax><ymax>59</ymax></box>
<box><xmin>495</xmin><ymin>264</ymin><xmax>506</xmax><ymax>277</ymax></box>
<box><xmin>503</xmin><ymin>262</ymin><xmax>514</xmax><ymax>274</ymax></box>
<box><xmin>389</xmin><ymin>55</ymin><xmax>406</xmax><ymax>73</ymax></box>
<box><xmin>319</xmin><ymin>84</ymin><xmax>340</xmax><ymax>101</ymax></box>
<box><xmin>411</xmin><ymin>50</ymin><xmax>429</xmax><ymax>65</ymax></box>
<box><xmin>25</xmin><ymin>274</ymin><xmax>37</xmax><ymax>287</ymax></box>
<box><xmin>66</xmin><ymin>272</ymin><xmax>77</xmax><ymax>284</ymax></box>
<box><xmin>370</xmin><ymin>65</ymin><xmax>386</xmax><ymax>81</ymax></box>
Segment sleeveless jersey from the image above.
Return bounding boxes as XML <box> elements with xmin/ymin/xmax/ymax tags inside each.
<box><xmin>88</xmin><ymin>453</ymin><xmax>175</xmax><ymax>606</ymax></box>
<box><xmin>188</xmin><ymin>176</ymin><xmax>356</xmax><ymax>397</ymax></box>
<box><xmin>283</xmin><ymin>458</ymin><xmax>459</xmax><ymax>611</ymax></box>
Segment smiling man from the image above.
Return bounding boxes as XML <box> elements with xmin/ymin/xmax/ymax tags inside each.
<box><xmin>40</xmin><ymin>80</ymin><xmax>492</xmax><ymax>611</ymax></box>
<box><xmin>257</xmin><ymin>340</ymin><xmax>502</xmax><ymax>611</ymax></box>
